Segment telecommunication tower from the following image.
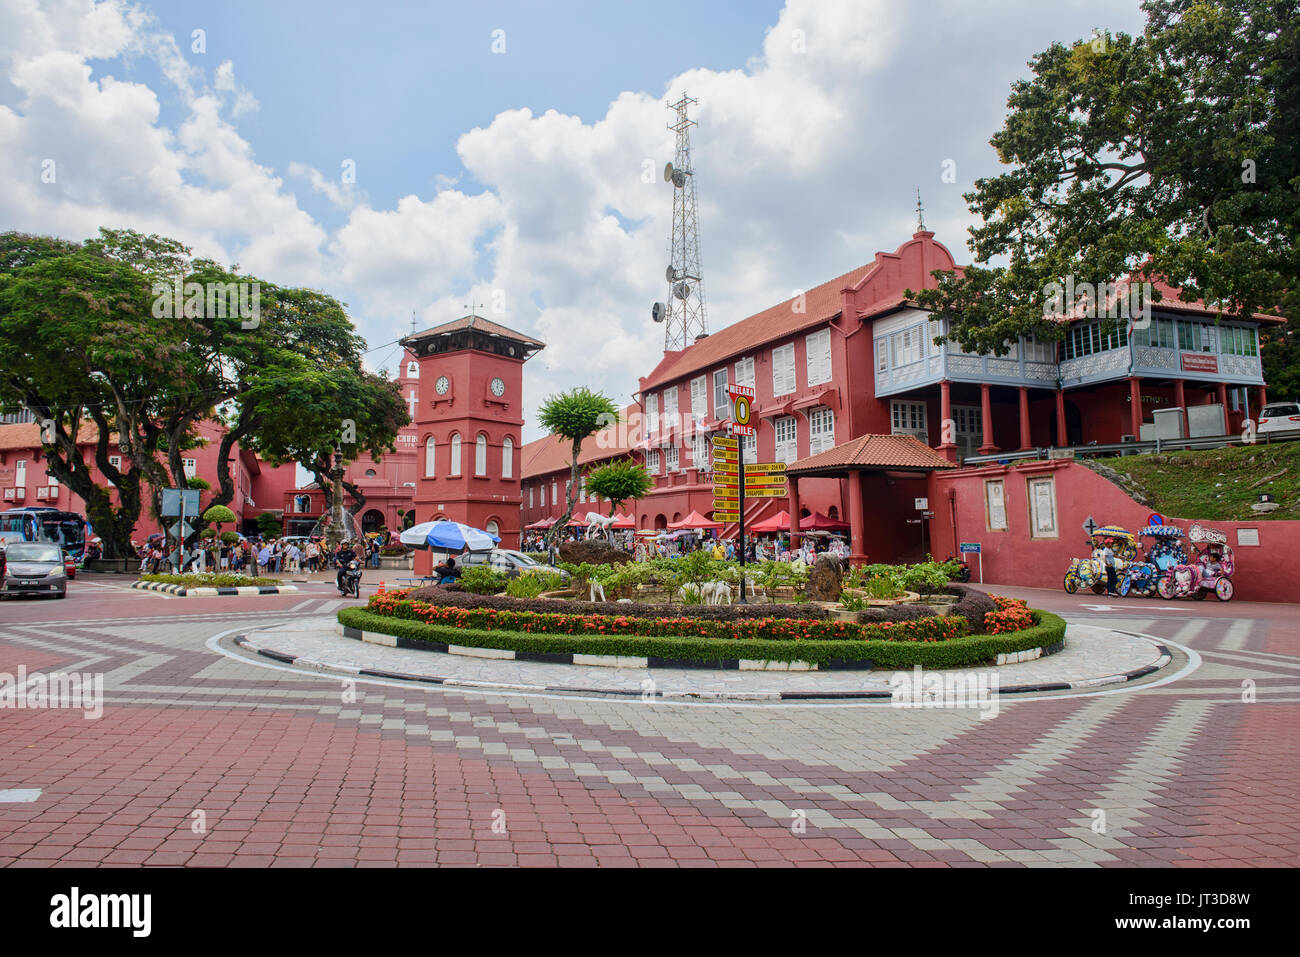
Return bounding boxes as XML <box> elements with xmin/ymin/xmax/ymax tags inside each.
<box><xmin>652</xmin><ymin>93</ymin><xmax>708</xmax><ymax>352</ymax></box>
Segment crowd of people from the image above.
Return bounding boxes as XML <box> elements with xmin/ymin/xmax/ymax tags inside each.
<box><xmin>133</xmin><ymin>534</ymin><xmax>385</xmax><ymax>576</ymax></box>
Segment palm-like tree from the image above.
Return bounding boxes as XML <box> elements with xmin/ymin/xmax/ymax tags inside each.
<box><xmin>537</xmin><ymin>387</ymin><xmax>619</xmax><ymax>554</ymax></box>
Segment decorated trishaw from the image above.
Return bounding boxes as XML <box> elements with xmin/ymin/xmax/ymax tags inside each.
<box><xmin>1157</xmin><ymin>523</ymin><xmax>1235</xmax><ymax>601</ymax></box>
<box><xmin>1063</xmin><ymin>525</ymin><xmax>1138</xmax><ymax>595</ymax></box>
<box><xmin>1123</xmin><ymin>524</ymin><xmax>1189</xmax><ymax>598</ymax></box>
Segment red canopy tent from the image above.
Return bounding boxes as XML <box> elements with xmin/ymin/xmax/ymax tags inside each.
<box><xmin>524</xmin><ymin>517</ymin><xmax>556</xmax><ymax>530</ymax></box>
<box><xmin>748</xmin><ymin>510</ymin><xmax>849</xmax><ymax>533</ymax></box>
<box><xmin>611</xmin><ymin>512</ymin><xmax>636</xmax><ymax>529</ymax></box>
<box><xmin>668</xmin><ymin>510</ymin><xmax>722</xmax><ymax>530</ymax></box>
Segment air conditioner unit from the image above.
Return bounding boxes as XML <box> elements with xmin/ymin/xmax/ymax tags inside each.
<box><xmin>13</xmin><ymin>488</ymin><xmax>23</xmax><ymax>500</ymax></box>
<box><xmin>244</xmin><ymin>496</ymin><xmax>255</xmax><ymax>506</ymax></box>
<box><xmin>3</xmin><ymin>488</ymin><xmax>13</xmax><ymax>500</ymax></box>
<box><xmin>1120</xmin><ymin>434</ymin><xmax>1137</xmax><ymax>443</ymax></box>
<box><xmin>36</xmin><ymin>487</ymin><xmax>48</xmax><ymax>500</ymax></box>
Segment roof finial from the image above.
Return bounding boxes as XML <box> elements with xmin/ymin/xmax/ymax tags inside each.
<box><xmin>915</xmin><ymin>188</ymin><xmax>926</xmax><ymax>233</ymax></box>
<box><xmin>410</xmin><ymin>310</ymin><xmax>417</xmax><ymax>336</ymax></box>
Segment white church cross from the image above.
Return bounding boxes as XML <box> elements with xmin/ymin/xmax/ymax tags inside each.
<box><xmin>408</xmin><ymin>389</ymin><xmax>418</xmax><ymax>419</ymax></box>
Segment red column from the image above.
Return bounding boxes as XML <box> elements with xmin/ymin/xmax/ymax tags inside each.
<box><xmin>1055</xmin><ymin>388</ymin><xmax>1068</xmax><ymax>447</ymax></box>
<box><xmin>1258</xmin><ymin>384</ymin><xmax>1268</xmax><ymax>412</ymax></box>
<box><xmin>847</xmin><ymin>469</ymin><xmax>865</xmax><ymax>565</ymax></box>
<box><xmin>1017</xmin><ymin>387</ymin><xmax>1032</xmax><ymax>450</ymax></box>
<box><xmin>938</xmin><ymin>380</ymin><xmax>957</xmax><ymax>463</ymax></box>
<box><xmin>788</xmin><ymin>476</ymin><xmax>801</xmax><ymax>550</ymax></box>
<box><xmin>1173</xmin><ymin>379</ymin><xmax>1188</xmax><ymax>437</ymax></box>
<box><xmin>1128</xmin><ymin>376</ymin><xmax>1143</xmax><ymax>438</ymax></box>
<box><xmin>978</xmin><ymin>383</ymin><xmax>996</xmax><ymax>454</ymax></box>
<box><xmin>1216</xmin><ymin>383</ymin><xmax>1229</xmax><ymax>434</ymax></box>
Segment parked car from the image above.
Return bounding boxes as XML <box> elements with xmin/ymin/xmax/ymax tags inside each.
<box><xmin>1258</xmin><ymin>401</ymin><xmax>1300</xmax><ymax>435</ymax></box>
<box><xmin>1</xmin><ymin>542</ymin><xmax>67</xmax><ymax>599</ymax></box>
<box><xmin>459</xmin><ymin>549</ymin><xmax>570</xmax><ymax>581</ymax></box>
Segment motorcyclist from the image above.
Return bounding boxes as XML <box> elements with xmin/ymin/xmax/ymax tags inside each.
<box><xmin>335</xmin><ymin>540</ymin><xmax>357</xmax><ymax>593</ymax></box>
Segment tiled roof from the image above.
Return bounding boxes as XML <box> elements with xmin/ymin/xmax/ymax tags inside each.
<box><xmin>520</xmin><ymin>403</ymin><xmax>640</xmax><ymax>479</ymax></box>
<box><xmin>406</xmin><ymin>314</ymin><xmax>546</xmax><ymax>347</ymax></box>
<box><xmin>640</xmin><ymin>262</ymin><xmax>879</xmax><ymax>392</ymax></box>
<box><xmin>786</xmin><ymin>434</ymin><xmax>956</xmax><ymax>476</ymax></box>
<box><xmin>0</xmin><ymin>422</ymin><xmax>105</xmax><ymax>451</ymax></box>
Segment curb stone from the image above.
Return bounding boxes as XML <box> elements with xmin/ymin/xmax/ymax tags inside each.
<box><xmin>132</xmin><ymin>580</ymin><xmax>298</xmax><ymax>597</ymax></box>
<box><xmin>223</xmin><ymin>627</ymin><xmax>1169</xmax><ymax>702</ymax></box>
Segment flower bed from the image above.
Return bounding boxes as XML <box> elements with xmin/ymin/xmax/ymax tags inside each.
<box><xmin>338</xmin><ymin>606</ymin><xmax>1067</xmax><ymax>668</ymax></box>
<box><xmin>369</xmin><ymin>589</ymin><xmax>969</xmax><ymax>642</ymax></box>
<box><xmin>140</xmin><ymin>572</ymin><xmax>274</xmax><ymax>588</ymax></box>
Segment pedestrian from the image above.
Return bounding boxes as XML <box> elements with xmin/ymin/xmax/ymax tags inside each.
<box><xmin>1101</xmin><ymin>541</ymin><xmax>1119</xmax><ymax>596</ymax></box>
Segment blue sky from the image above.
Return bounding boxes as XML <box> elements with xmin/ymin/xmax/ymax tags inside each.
<box><xmin>0</xmin><ymin>0</ymin><xmax>1150</xmax><ymax>439</ymax></box>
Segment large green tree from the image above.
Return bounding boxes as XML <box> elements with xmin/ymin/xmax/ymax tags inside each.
<box><xmin>0</xmin><ymin>228</ymin><xmax>407</xmax><ymax>558</ymax></box>
<box><xmin>537</xmin><ymin>388</ymin><xmax>620</xmax><ymax>551</ymax></box>
<box><xmin>909</xmin><ymin>0</ymin><xmax>1297</xmax><ymax>394</ymax></box>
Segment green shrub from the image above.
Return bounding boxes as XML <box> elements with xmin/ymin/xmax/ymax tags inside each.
<box><xmin>504</xmin><ymin>571</ymin><xmax>564</xmax><ymax>599</ymax></box>
<box><xmin>337</xmin><ymin>608</ymin><xmax>1066</xmax><ymax>668</ymax></box>
<box><xmin>140</xmin><ymin>572</ymin><xmax>267</xmax><ymax>588</ymax></box>
<box><xmin>220</xmin><ymin>531</ymin><xmax>240</xmax><ymax>545</ymax></box>
<box><xmin>458</xmin><ymin>565</ymin><xmax>508</xmax><ymax>594</ymax></box>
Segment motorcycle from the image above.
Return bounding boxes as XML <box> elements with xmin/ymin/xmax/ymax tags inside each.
<box><xmin>1119</xmin><ymin>560</ymin><xmax>1161</xmax><ymax>598</ymax></box>
<box><xmin>1133</xmin><ymin>525</ymin><xmax>1190</xmax><ymax>599</ymax></box>
<box><xmin>339</xmin><ymin>558</ymin><xmax>362</xmax><ymax>598</ymax></box>
<box><xmin>947</xmin><ymin>555</ymin><xmax>972</xmax><ymax>583</ymax></box>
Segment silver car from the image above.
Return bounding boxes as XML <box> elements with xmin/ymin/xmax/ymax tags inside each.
<box><xmin>459</xmin><ymin>549</ymin><xmax>570</xmax><ymax>581</ymax></box>
<box><xmin>1</xmin><ymin>542</ymin><xmax>67</xmax><ymax>599</ymax></box>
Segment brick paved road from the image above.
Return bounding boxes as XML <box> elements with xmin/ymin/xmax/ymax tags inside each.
<box><xmin>0</xmin><ymin>578</ymin><xmax>1296</xmax><ymax>867</ymax></box>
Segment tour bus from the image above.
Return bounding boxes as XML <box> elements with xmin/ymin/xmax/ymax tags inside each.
<box><xmin>0</xmin><ymin>507</ymin><xmax>89</xmax><ymax>563</ymax></box>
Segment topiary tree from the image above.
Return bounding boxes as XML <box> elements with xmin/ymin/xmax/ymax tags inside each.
<box><xmin>537</xmin><ymin>387</ymin><xmax>620</xmax><ymax>554</ymax></box>
<box><xmin>220</xmin><ymin>531</ymin><xmax>240</xmax><ymax>545</ymax></box>
<box><xmin>203</xmin><ymin>504</ymin><xmax>236</xmax><ymax>539</ymax></box>
<box><xmin>585</xmin><ymin>458</ymin><xmax>652</xmax><ymax>517</ymax></box>
<box><xmin>256</xmin><ymin>511</ymin><xmax>282</xmax><ymax>539</ymax></box>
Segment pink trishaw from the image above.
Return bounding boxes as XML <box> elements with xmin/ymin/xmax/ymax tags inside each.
<box><xmin>1157</xmin><ymin>524</ymin><xmax>1235</xmax><ymax>601</ymax></box>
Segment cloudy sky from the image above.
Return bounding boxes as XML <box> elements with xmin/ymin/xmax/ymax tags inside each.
<box><xmin>0</xmin><ymin>0</ymin><xmax>1149</xmax><ymax>441</ymax></box>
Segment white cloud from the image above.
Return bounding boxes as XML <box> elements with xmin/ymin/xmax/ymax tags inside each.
<box><xmin>0</xmin><ymin>0</ymin><xmax>1148</xmax><ymax>441</ymax></box>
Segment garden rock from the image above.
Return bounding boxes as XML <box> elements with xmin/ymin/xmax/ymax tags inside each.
<box><xmin>805</xmin><ymin>554</ymin><xmax>843</xmax><ymax>602</ymax></box>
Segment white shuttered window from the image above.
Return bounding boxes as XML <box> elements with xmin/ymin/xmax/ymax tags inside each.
<box><xmin>734</xmin><ymin>356</ymin><xmax>755</xmax><ymax>389</ymax></box>
<box><xmin>690</xmin><ymin>376</ymin><xmax>707</xmax><ymax>424</ymax></box>
<box><xmin>806</xmin><ymin>329</ymin><xmax>831</xmax><ymax>386</ymax></box>
<box><xmin>774</xmin><ymin>416</ymin><xmax>798</xmax><ymax>464</ymax></box>
<box><xmin>809</xmin><ymin>407</ymin><xmax>835</xmax><ymax>455</ymax></box>
<box><xmin>771</xmin><ymin>344</ymin><xmax>796</xmax><ymax>396</ymax></box>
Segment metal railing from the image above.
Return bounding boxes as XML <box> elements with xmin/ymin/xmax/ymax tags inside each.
<box><xmin>958</xmin><ymin>427</ymin><xmax>1300</xmax><ymax>467</ymax></box>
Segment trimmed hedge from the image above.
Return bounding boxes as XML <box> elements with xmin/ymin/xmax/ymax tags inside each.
<box><xmin>369</xmin><ymin>591</ymin><xmax>969</xmax><ymax>642</ymax></box>
<box><xmin>141</xmin><ymin>572</ymin><xmax>271</xmax><ymax>587</ymax></box>
<box><xmin>338</xmin><ymin>607</ymin><xmax>1067</xmax><ymax>668</ymax></box>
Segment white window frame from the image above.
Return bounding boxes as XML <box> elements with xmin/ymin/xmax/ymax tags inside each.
<box><xmin>424</xmin><ymin>436</ymin><xmax>436</xmax><ymax>477</ymax></box>
<box><xmin>774</xmin><ymin>416</ymin><xmax>798</xmax><ymax>464</ymax></box>
<box><xmin>805</xmin><ymin>329</ymin><xmax>831</xmax><ymax>386</ymax></box>
<box><xmin>876</xmin><ymin>340</ymin><xmax>888</xmax><ymax>372</ymax></box>
<box><xmin>528</xmin><ymin>485</ymin><xmax>534</xmax><ymax>508</ymax></box>
<box><xmin>712</xmin><ymin>369</ymin><xmax>729</xmax><ymax>417</ymax></box>
<box><xmin>645</xmin><ymin>392</ymin><xmax>659</xmax><ymax>436</ymax></box>
<box><xmin>771</xmin><ymin>343</ymin><xmax>796</xmax><ymax>396</ymax></box>
<box><xmin>743</xmin><ymin>431</ymin><xmax>756</xmax><ymax>458</ymax></box>
<box><xmin>183</xmin><ymin>458</ymin><xmax>197</xmax><ymax>479</ymax></box>
<box><xmin>663</xmin><ymin>386</ymin><xmax>679</xmax><ymax>434</ymax></box>
<box><xmin>890</xmin><ymin>400</ymin><xmax>929</xmax><ymax>442</ymax></box>
<box><xmin>646</xmin><ymin>449</ymin><xmax>660</xmax><ymax>474</ymax></box>
<box><xmin>109</xmin><ymin>455</ymin><xmax>121</xmax><ymax>470</ymax></box>
<box><xmin>551</xmin><ymin>480</ymin><xmax>558</xmax><ymax>505</ymax></box>
<box><xmin>691</xmin><ymin>433</ymin><xmax>710</xmax><ymax>471</ymax></box>
<box><xmin>475</xmin><ymin>435</ymin><xmax>487</xmax><ymax>476</ymax></box>
<box><xmin>690</xmin><ymin>375</ymin><xmax>708</xmax><ymax>425</ymax></box>
<box><xmin>450</xmin><ymin>434</ymin><xmax>462</xmax><ymax>475</ymax></box>
<box><xmin>666</xmin><ymin>445</ymin><xmax>679</xmax><ymax>472</ymax></box>
<box><xmin>808</xmin><ymin>407</ymin><xmax>835</xmax><ymax>455</ymax></box>
<box><xmin>501</xmin><ymin>436</ymin><xmax>513</xmax><ymax>478</ymax></box>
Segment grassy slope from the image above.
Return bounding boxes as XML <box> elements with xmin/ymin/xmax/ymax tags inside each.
<box><xmin>1095</xmin><ymin>441</ymin><xmax>1300</xmax><ymax>521</ymax></box>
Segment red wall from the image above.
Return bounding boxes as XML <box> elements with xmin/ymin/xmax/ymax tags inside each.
<box><xmin>928</xmin><ymin>459</ymin><xmax>1299</xmax><ymax>603</ymax></box>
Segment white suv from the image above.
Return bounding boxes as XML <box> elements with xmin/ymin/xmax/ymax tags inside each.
<box><xmin>1258</xmin><ymin>401</ymin><xmax>1300</xmax><ymax>435</ymax></box>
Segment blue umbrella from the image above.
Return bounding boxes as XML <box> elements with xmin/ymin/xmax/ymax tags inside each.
<box><xmin>399</xmin><ymin>520</ymin><xmax>499</xmax><ymax>552</ymax></box>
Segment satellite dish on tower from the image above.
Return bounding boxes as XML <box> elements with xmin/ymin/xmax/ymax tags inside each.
<box><xmin>673</xmin><ymin>282</ymin><xmax>691</xmax><ymax>301</ymax></box>
<box><xmin>663</xmin><ymin>162</ymin><xmax>675</xmax><ymax>183</ymax></box>
<box><xmin>663</xmin><ymin>162</ymin><xmax>686</xmax><ymax>187</ymax></box>
<box><xmin>652</xmin><ymin>302</ymin><xmax>667</xmax><ymax>323</ymax></box>
<box><xmin>665</xmin><ymin>265</ymin><xmax>678</xmax><ymax>282</ymax></box>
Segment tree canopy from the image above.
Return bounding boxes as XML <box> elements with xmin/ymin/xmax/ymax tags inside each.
<box><xmin>585</xmin><ymin>458</ymin><xmax>652</xmax><ymax>517</ymax></box>
<box><xmin>0</xmin><ymin>227</ymin><xmax>408</xmax><ymax>558</ymax></box>
<box><xmin>537</xmin><ymin>387</ymin><xmax>620</xmax><ymax>547</ymax></box>
<box><xmin>908</xmin><ymin>0</ymin><xmax>1297</xmax><ymax>396</ymax></box>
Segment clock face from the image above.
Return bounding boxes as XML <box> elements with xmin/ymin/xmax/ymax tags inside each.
<box><xmin>435</xmin><ymin>375</ymin><xmax>449</xmax><ymax>395</ymax></box>
<box><xmin>490</xmin><ymin>377</ymin><xmax>505</xmax><ymax>397</ymax></box>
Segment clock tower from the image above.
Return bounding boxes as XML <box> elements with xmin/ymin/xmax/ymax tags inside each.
<box><xmin>401</xmin><ymin>314</ymin><xmax>544</xmax><ymax>573</ymax></box>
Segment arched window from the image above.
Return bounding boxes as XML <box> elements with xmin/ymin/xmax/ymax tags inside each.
<box><xmin>475</xmin><ymin>434</ymin><xmax>487</xmax><ymax>476</ymax></box>
<box><xmin>407</xmin><ymin>360</ymin><xmax>419</xmax><ymax>378</ymax></box>
<box><xmin>424</xmin><ymin>436</ymin><xmax>436</xmax><ymax>477</ymax></box>
<box><xmin>450</xmin><ymin>433</ymin><xmax>462</xmax><ymax>474</ymax></box>
<box><xmin>485</xmin><ymin>519</ymin><xmax>499</xmax><ymax>539</ymax></box>
<box><xmin>502</xmin><ymin>436</ymin><xmax>514</xmax><ymax>478</ymax></box>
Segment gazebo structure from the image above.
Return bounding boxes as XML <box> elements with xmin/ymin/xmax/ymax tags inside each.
<box><xmin>784</xmin><ymin>434</ymin><xmax>956</xmax><ymax>564</ymax></box>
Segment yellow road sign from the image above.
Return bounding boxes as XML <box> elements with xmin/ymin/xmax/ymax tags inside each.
<box><xmin>713</xmin><ymin>511</ymin><xmax>740</xmax><ymax>522</ymax></box>
<box><xmin>743</xmin><ymin>486</ymin><xmax>788</xmax><ymax>498</ymax></box>
<box><xmin>739</xmin><ymin>462</ymin><xmax>786</xmax><ymax>474</ymax></box>
<box><xmin>711</xmin><ymin>436</ymin><xmax>737</xmax><ymax>449</ymax></box>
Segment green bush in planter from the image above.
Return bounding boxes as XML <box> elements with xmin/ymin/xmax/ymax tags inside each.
<box><xmin>459</xmin><ymin>565</ymin><xmax>508</xmax><ymax>594</ymax></box>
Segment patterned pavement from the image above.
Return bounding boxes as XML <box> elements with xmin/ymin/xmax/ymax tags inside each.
<box><xmin>0</xmin><ymin>576</ymin><xmax>1296</xmax><ymax>867</ymax></box>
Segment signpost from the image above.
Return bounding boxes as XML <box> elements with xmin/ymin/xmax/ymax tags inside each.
<box><xmin>959</xmin><ymin>541</ymin><xmax>983</xmax><ymax>583</ymax></box>
<box><xmin>161</xmin><ymin>488</ymin><xmax>201</xmax><ymax>572</ymax></box>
